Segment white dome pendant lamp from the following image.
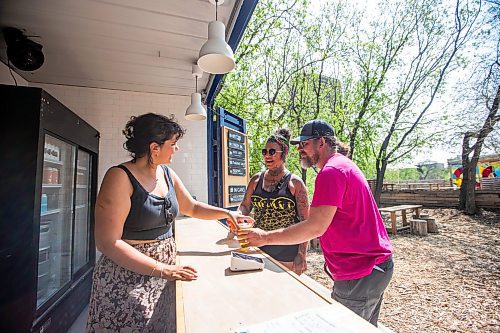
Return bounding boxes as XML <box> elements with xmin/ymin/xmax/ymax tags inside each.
<box><xmin>185</xmin><ymin>65</ymin><xmax>207</xmax><ymax>121</ymax></box>
<box><xmin>198</xmin><ymin>0</ymin><xmax>235</xmax><ymax>74</ymax></box>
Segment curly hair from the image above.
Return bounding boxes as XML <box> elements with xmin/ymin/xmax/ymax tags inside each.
<box><xmin>122</xmin><ymin>113</ymin><xmax>185</xmax><ymax>164</ymax></box>
<box><xmin>267</xmin><ymin>128</ymin><xmax>291</xmax><ymax>159</ymax></box>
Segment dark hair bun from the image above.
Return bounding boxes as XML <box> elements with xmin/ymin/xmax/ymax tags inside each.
<box><xmin>122</xmin><ymin>113</ymin><xmax>185</xmax><ymax>162</ymax></box>
<box><xmin>276</xmin><ymin>128</ymin><xmax>291</xmax><ymax>141</ymax></box>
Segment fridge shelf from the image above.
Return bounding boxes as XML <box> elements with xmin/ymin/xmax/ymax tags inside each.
<box><xmin>44</xmin><ymin>159</ymin><xmax>63</xmax><ymax>166</ymax></box>
<box><xmin>42</xmin><ymin>184</ymin><xmax>62</xmax><ymax>188</ymax></box>
<box><xmin>41</xmin><ymin>208</ymin><xmax>61</xmax><ymax>216</ymax></box>
<box><xmin>77</xmin><ymin>165</ymin><xmax>87</xmax><ymax>171</ymax></box>
<box><xmin>75</xmin><ymin>204</ymin><xmax>87</xmax><ymax>209</ymax></box>
<box><xmin>76</xmin><ymin>185</ymin><xmax>88</xmax><ymax>189</ymax></box>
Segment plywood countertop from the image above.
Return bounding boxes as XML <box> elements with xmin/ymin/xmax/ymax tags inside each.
<box><xmin>174</xmin><ymin>217</ymin><xmax>379</xmax><ymax>333</ymax></box>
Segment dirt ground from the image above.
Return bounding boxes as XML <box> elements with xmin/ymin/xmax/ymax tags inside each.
<box><xmin>304</xmin><ymin>208</ymin><xmax>500</xmax><ymax>333</ymax></box>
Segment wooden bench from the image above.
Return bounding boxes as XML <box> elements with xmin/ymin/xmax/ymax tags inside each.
<box><xmin>379</xmin><ymin>204</ymin><xmax>423</xmax><ymax>235</ymax></box>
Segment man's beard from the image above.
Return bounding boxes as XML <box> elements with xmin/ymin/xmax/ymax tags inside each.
<box><xmin>300</xmin><ymin>152</ymin><xmax>319</xmax><ymax>169</ymax></box>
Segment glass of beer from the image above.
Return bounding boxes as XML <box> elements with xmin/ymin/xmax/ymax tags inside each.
<box><xmin>236</xmin><ymin>220</ymin><xmax>254</xmax><ymax>251</ymax></box>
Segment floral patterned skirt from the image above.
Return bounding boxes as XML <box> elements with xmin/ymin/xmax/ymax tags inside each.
<box><xmin>86</xmin><ymin>238</ymin><xmax>176</xmax><ymax>333</ymax></box>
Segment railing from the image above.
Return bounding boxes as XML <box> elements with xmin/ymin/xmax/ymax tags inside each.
<box><xmin>379</xmin><ymin>189</ymin><xmax>500</xmax><ymax>209</ymax></box>
<box><xmin>368</xmin><ymin>179</ymin><xmax>455</xmax><ymax>192</ymax></box>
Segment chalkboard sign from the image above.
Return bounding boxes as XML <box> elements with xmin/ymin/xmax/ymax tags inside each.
<box><xmin>228</xmin><ymin>148</ymin><xmax>245</xmax><ymax>159</ymax></box>
<box><xmin>229</xmin><ymin>185</ymin><xmax>246</xmax><ymax>194</ymax></box>
<box><xmin>228</xmin><ymin>130</ymin><xmax>244</xmax><ymax>143</ymax></box>
<box><xmin>228</xmin><ymin>140</ymin><xmax>245</xmax><ymax>151</ymax></box>
<box><xmin>229</xmin><ymin>194</ymin><xmax>245</xmax><ymax>203</ymax></box>
<box><xmin>229</xmin><ymin>158</ymin><xmax>246</xmax><ymax>168</ymax></box>
<box><xmin>223</xmin><ymin>126</ymin><xmax>249</xmax><ymax>207</ymax></box>
<box><xmin>229</xmin><ymin>167</ymin><xmax>246</xmax><ymax>176</ymax></box>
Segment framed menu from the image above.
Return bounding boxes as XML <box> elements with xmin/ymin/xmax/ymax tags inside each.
<box><xmin>222</xmin><ymin>127</ymin><xmax>249</xmax><ymax>207</ymax></box>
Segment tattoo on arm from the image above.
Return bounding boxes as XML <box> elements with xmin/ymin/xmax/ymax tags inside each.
<box><xmin>298</xmin><ymin>242</ymin><xmax>308</xmax><ymax>255</ymax></box>
<box><xmin>293</xmin><ymin>178</ymin><xmax>310</xmax><ymax>222</ymax></box>
<box><xmin>293</xmin><ymin>178</ymin><xmax>310</xmax><ymax>256</ymax></box>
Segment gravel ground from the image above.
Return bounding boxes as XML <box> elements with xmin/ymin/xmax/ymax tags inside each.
<box><xmin>304</xmin><ymin>208</ymin><xmax>500</xmax><ymax>333</ymax></box>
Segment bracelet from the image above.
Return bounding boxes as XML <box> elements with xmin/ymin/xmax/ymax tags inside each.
<box><xmin>150</xmin><ymin>260</ymin><xmax>159</xmax><ymax>277</ymax></box>
<box><xmin>159</xmin><ymin>263</ymin><xmax>164</xmax><ymax>279</ymax></box>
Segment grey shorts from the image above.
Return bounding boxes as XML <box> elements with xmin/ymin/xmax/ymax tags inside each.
<box><xmin>331</xmin><ymin>256</ymin><xmax>394</xmax><ymax>326</ymax></box>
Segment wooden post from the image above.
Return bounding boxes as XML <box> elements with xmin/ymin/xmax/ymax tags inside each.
<box><xmin>425</xmin><ymin>218</ymin><xmax>438</xmax><ymax>233</ymax></box>
<box><xmin>411</xmin><ymin>219</ymin><xmax>428</xmax><ymax>236</ymax></box>
<box><xmin>402</xmin><ymin>210</ymin><xmax>408</xmax><ymax>226</ymax></box>
<box><xmin>390</xmin><ymin>212</ymin><xmax>396</xmax><ymax>235</ymax></box>
<box><xmin>310</xmin><ymin>238</ymin><xmax>321</xmax><ymax>250</ymax></box>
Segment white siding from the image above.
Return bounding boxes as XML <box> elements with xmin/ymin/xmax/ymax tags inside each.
<box><xmin>0</xmin><ymin>62</ymin><xmax>208</xmax><ymax>202</ymax></box>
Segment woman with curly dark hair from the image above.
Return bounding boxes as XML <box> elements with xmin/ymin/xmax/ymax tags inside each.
<box><xmin>87</xmin><ymin>113</ymin><xmax>248</xmax><ymax>332</ymax></box>
<box><xmin>238</xmin><ymin>128</ymin><xmax>310</xmax><ymax>275</ymax></box>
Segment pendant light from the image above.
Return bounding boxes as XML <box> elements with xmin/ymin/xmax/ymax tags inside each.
<box><xmin>185</xmin><ymin>65</ymin><xmax>207</xmax><ymax>121</ymax></box>
<box><xmin>197</xmin><ymin>0</ymin><xmax>235</xmax><ymax>74</ymax></box>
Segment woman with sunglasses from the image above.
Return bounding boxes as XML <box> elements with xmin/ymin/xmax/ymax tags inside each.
<box><xmin>87</xmin><ymin>113</ymin><xmax>248</xmax><ymax>332</ymax></box>
<box><xmin>238</xmin><ymin>129</ymin><xmax>310</xmax><ymax>275</ymax></box>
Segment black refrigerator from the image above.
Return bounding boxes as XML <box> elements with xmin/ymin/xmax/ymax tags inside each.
<box><xmin>0</xmin><ymin>85</ymin><xmax>99</xmax><ymax>332</ymax></box>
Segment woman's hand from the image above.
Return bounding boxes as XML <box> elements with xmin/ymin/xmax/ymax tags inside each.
<box><xmin>226</xmin><ymin>210</ymin><xmax>254</xmax><ymax>232</ymax></box>
<box><xmin>292</xmin><ymin>254</ymin><xmax>307</xmax><ymax>275</ymax></box>
<box><xmin>160</xmin><ymin>264</ymin><xmax>198</xmax><ymax>281</ymax></box>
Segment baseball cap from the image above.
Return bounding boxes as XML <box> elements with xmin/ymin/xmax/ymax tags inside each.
<box><xmin>290</xmin><ymin>119</ymin><xmax>335</xmax><ymax>145</ymax></box>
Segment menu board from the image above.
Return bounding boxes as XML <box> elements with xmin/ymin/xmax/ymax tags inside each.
<box><xmin>226</xmin><ymin>129</ymin><xmax>246</xmax><ymax>177</ymax></box>
<box><xmin>229</xmin><ymin>185</ymin><xmax>246</xmax><ymax>203</ymax></box>
<box><xmin>222</xmin><ymin>127</ymin><xmax>249</xmax><ymax>207</ymax></box>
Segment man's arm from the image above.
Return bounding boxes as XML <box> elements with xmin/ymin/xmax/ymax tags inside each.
<box><xmin>244</xmin><ymin>205</ymin><xmax>337</xmax><ymax>246</ymax></box>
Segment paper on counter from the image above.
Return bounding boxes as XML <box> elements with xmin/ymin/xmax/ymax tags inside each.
<box><xmin>234</xmin><ymin>305</ymin><xmax>357</xmax><ymax>333</ymax></box>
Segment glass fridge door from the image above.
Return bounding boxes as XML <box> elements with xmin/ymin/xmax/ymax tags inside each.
<box><xmin>37</xmin><ymin>135</ymin><xmax>75</xmax><ymax>308</ymax></box>
<box><xmin>73</xmin><ymin>150</ymin><xmax>91</xmax><ymax>273</ymax></box>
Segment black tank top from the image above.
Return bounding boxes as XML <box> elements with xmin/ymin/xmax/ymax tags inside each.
<box><xmin>115</xmin><ymin>164</ymin><xmax>178</xmax><ymax>240</ymax></box>
<box><xmin>251</xmin><ymin>171</ymin><xmax>300</xmax><ymax>262</ymax></box>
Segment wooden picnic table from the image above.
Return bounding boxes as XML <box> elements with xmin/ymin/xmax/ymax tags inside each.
<box><xmin>379</xmin><ymin>204</ymin><xmax>423</xmax><ymax>235</ymax></box>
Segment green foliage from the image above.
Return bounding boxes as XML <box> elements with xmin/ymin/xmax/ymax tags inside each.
<box><xmin>214</xmin><ymin>0</ymin><xmax>488</xmax><ymax>193</ymax></box>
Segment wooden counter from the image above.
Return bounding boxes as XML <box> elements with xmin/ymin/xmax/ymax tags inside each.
<box><xmin>174</xmin><ymin>217</ymin><xmax>380</xmax><ymax>332</ymax></box>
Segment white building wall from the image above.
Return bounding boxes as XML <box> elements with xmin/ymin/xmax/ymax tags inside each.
<box><xmin>0</xmin><ymin>62</ymin><xmax>28</xmax><ymax>86</ymax></box>
<box><xmin>0</xmin><ymin>62</ymin><xmax>208</xmax><ymax>203</ymax></box>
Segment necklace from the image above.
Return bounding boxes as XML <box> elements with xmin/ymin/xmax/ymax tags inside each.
<box><xmin>268</xmin><ymin>166</ymin><xmax>285</xmax><ymax>177</ymax></box>
<box><xmin>264</xmin><ymin>168</ymin><xmax>288</xmax><ymax>192</ymax></box>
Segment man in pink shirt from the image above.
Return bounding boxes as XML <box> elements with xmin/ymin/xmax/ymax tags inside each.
<box><xmin>243</xmin><ymin>120</ymin><xmax>393</xmax><ymax>327</ymax></box>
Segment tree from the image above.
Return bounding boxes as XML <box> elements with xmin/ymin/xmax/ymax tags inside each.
<box><xmin>442</xmin><ymin>0</ymin><xmax>500</xmax><ymax>214</ymax></box>
<box><xmin>215</xmin><ymin>0</ymin><xmax>488</xmax><ymax>202</ymax></box>
<box><xmin>459</xmin><ymin>31</ymin><xmax>499</xmax><ymax>213</ymax></box>
<box><xmin>216</xmin><ymin>0</ymin><xmax>353</xmax><ymax>181</ymax></box>
<box><xmin>416</xmin><ymin>161</ymin><xmax>447</xmax><ymax>179</ymax></box>
<box><xmin>370</xmin><ymin>0</ymin><xmax>482</xmax><ymax>204</ymax></box>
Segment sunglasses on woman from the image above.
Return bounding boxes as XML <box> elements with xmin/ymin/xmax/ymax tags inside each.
<box><xmin>261</xmin><ymin>148</ymin><xmax>283</xmax><ymax>156</ymax></box>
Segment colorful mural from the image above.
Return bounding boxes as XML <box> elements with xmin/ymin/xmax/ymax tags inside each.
<box><xmin>450</xmin><ymin>159</ymin><xmax>500</xmax><ymax>188</ymax></box>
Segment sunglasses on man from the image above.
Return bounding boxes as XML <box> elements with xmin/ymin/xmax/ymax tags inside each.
<box><xmin>298</xmin><ymin>137</ymin><xmax>320</xmax><ymax>149</ymax></box>
<box><xmin>261</xmin><ymin>148</ymin><xmax>283</xmax><ymax>156</ymax></box>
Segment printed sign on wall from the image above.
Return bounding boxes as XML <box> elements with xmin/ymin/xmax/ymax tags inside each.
<box><xmin>222</xmin><ymin>128</ymin><xmax>249</xmax><ymax>207</ymax></box>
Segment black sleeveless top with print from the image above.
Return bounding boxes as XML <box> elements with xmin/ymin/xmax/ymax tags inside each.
<box><xmin>251</xmin><ymin>172</ymin><xmax>300</xmax><ymax>262</ymax></box>
<box><xmin>115</xmin><ymin>164</ymin><xmax>178</xmax><ymax>240</ymax></box>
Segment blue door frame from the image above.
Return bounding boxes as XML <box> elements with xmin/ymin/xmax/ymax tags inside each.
<box><xmin>207</xmin><ymin>107</ymin><xmax>247</xmax><ymax>207</ymax></box>
<box><xmin>205</xmin><ymin>0</ymin><xmax>258</xmax><ymax>206</ymax></box>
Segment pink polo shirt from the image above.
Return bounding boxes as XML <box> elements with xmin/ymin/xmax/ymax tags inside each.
<box><xmin>311</xmin><ymin>153</ymin><xmax>392</xmax><ymax>281</ymax></box>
